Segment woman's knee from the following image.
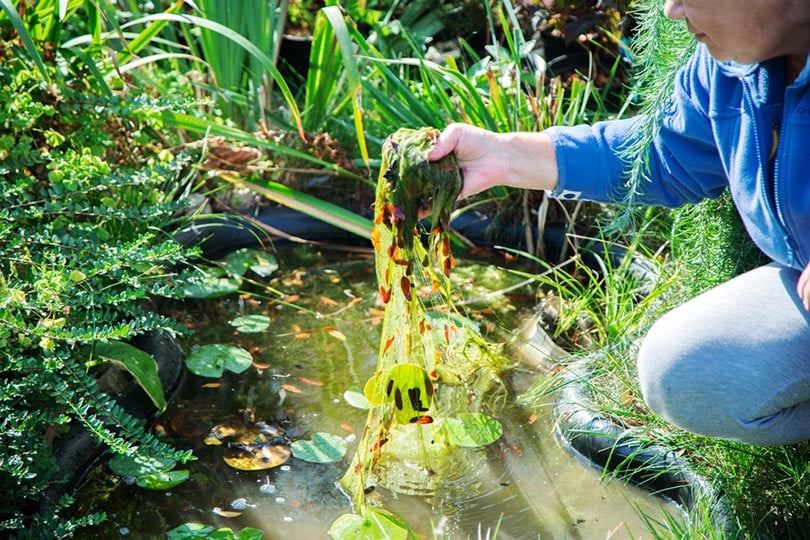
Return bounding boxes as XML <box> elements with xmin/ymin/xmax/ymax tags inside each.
<box><xmin>636</xmin><ymin>308</ymin><xmax>741</xmax><ymax>439</ymax></box>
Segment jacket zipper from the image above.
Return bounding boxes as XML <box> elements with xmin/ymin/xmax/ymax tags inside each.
<box><xmin>743</xmin><ymin>78</ymin><xmax>797</xmax><ymax>267</ymax></box>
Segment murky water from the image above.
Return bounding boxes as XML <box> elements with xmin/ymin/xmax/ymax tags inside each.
<box><xmin>73</xmin><ymin>248</ymin><xmax>681</xmax><ymax>539</ymax></box>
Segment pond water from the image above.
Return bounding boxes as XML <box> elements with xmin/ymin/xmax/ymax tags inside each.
<box><xmin>73</xmin><ymin>248</ymin><xmax>681</xmax><ymax>539</ymax></box>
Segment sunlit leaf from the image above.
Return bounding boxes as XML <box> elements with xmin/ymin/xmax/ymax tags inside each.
<box><xmin>281</xmin><ymin>383</ymin><xmax>302</xmax><ymax>394</ymax></box>
<box><xmin>212</xmin><ymin>507</ymin><xmax>243</xmax><ymax>518</ymax></box>
<box><xmin>136</xmin><ymin>470</ymin><xmax>190</xmax><ymax>490</ymax></box>
<box><xmin>167</xmin><ymin>523</ymin><xmax>215</xmax><ymax>539</ymax></box>
<box><xmin>443</xmin><ymin>413</ymin><xmax>503</xmax><ymax>448</ymax></box>
<box><xmin>95</xmin><ymin>341</ymin><xmax>166</xmax><ymax>411</ymax></box>
<box><xmin>186</xmin><ymin>344</ymin><xmax>253</xmax><ymax>378</ymax></box>
<box><xmin>291</xmin><ymin>432</ymin><xmax>348</xmax><ymax>463</ymax></box>
<box><xmin>229</xmin><ymin>315</ymin><xmax>271</xmax><ymax>333</ymax></box>
<box><xmin>183</xmin><ymin>267</ymin><xmax>242</xmax><ymax>299</ymax></box>
<box><xmin>327</xmin><ymin>329</ymin><xmax>347</xmax><ymax>341</ymax></box>
<box><xmin>328</xmin><ymin>507</ymin><xmax>412</xmax><ymax>540</ymax></box>
<box><xmin>388</xmin><ymin>364</ymin><xmax>434</xmax><ymax>424</ymax></box>
<box><xmin>108</xmin><ymin>453</ymin><xmax>175</xmax><ymax>478</ymax></box>
<box><xmin>363</xmin><ymin>369</ymin><xmax>387</xmax><ymax>407</ymax></box>
<box><xmin>167</xmin><ymin>523</ymin><xmax>264</xmax><ymax>540</ymax></box>
<box><xmin>343</xmin><ymin>387</ymin><xmax>370</xmax><ymax>410</ymax></box>
<box><xmin>222</xmin><ymin>248</ymin><xmax>278</xmax><ymax>278</ymax></box>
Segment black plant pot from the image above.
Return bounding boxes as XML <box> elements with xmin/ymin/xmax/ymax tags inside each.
<box><xmin>44</xmin><ymin>331</ymin><xmax>187</xmax><ymax>514</ymax></box>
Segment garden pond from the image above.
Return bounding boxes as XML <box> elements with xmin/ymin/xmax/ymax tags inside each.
<box><xmin>72</xmin><ymin>247</ymin><xmax>682</xmax><ymax>539</ymax></box>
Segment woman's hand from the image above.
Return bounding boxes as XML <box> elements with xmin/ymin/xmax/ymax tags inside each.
<box><xmin>798</xmin><ymin>261</ymin><xmax>810</xmax><ymax>311</ymax></box>
<box><xmin>428</xmin><ymin>123</ymin><xmax>559</xmax><ymax>200</ymax></box>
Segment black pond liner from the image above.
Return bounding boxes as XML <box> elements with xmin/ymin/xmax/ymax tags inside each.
<box><xmin>553</xmin><ymin>360</ymin><xmax>734</xmax><ymax>534</ymax></box>
<box><xmin>173</xmin><ymin>205</ymin><xmax>565</xmax><ymax>259</ymax></box>
<box><xmin>45</xmin><ymin>331</ymin><xmax>187</xmax><ymax>514</ymax></box>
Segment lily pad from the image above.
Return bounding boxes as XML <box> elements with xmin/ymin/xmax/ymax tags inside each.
<box><xmin>443</xmin><ymin>413</ymin><xmax>503</xmax><ymax>448</ymax></box>
<box><xmin>229</xmin><ymin>315</ymin><xmax>271</xmax><ymax>333</ymax></box>
<box><xmin>135</xmin><ymin>470</ymin><xmax>190</xmax><ymax>490</ymax></box>
<box><xmin>222</xmin><ymin>248</ymin><xmax>278</xmax><ymax>278</ymax></box>
<box><xmin>343</xmin><ymin>386</ymin><xmax>371</xmax><ymax>410</ymax></box>
<box><xmin>328</xmin><ymin>508</ymin><xmax>412</xmax><ymax>540</ymax></box>
<box><xmin>167</xmin><ymin>523</ymin><xmax>264</xmax><ymax>540</ymax></box>
<box><xmin>291</xmin><ymin>432</ymin><xmax>348</xmax><ymax>463</ymax></box>
<box><xmin>185</xmin><ymin>344</ymin><xmax>253</xmax><ymax>378</ymax></box>
<box><xmin>223</xmin><ymin>444</ymin><xmax>291</xmax><ymax>471</ymax></box>
<box><xmin>182</xmin><ymin>267</ymin><xmax>242</xmax><ymax>299</ymax></box>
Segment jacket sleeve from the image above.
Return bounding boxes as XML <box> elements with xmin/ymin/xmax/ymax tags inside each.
<box><xmin>544</xmin><ymin>46</ymin><xmax>729</xmax><ymax>207</ymax></box>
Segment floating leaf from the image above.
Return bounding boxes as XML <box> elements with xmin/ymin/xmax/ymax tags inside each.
<box><xmin>223</xmin><ymin>444</ymin><xmax>291</xmax><ymax>471</ymax></box>
<box><xmin>167</xmin><ymin>523</ymin><xmax>216</xmax><ymax>539</ymax></box>
<box><xmin>291</xmin><ymin>432</ymin><xmax>348</xmax><ymax>463</ymax></box>
<box><xmin>443</xmin><ymin>413</ymin><xmax>503</xmax><ymax>448</ymax></box>
<box><xmin>281</xmin><ymin>383</ymin><xmax>302</xmax><ymax>394</ymax></box>
<box><xmin>167</xmin><ymin>523</ymin><xmax>264</xmax><ymax>540</ymax></box>
<box><xmin>343</xmin><ymin>387</ymin><xmax>370</xmax><ymax>410</ymax></box>
<box><xmin>206</xmin><ymin>421</ymin><xmax>288</xmax><ymax>464</ymax></box>
<box><xmin>212</xmin><ymin>507</ymin><xmax>243</xmax><ymax>519</ymax></box>
<box><xmin>183</xmin><ymin>267</ymin><xmax>242</xmax><ymax>298</ymax></box>
<box><xmin>95</xmin><ymin>341</ymin><xmax>166</xmax><ymax>411</ymax></box>
<box><xmin>186</xmin><ymin>344</ymin><xmax>253</xmax><ymax>378</ymax></box>
<box><xmin>327</xmin><ymin>329</ymin><xmax>347</xmax><ymax>341</ymax></box>
<box><xmin>328</xmin><ymin>508</ymin><xmax>412</xmax><ymax>540</ymax></box>
<box><xmin>108</xmin><ymin>453</ymin><xmax>175</xmax><ymax>477</ymax></box>
<box><xmin>136</xmin><ymin>470</ymin><xmax>190</xmax><ymax>490</ymax></box>
<box><xmin>223</xmin><ymin>248</ymin><xmax>278</xmax><ymax>278</ymax></box>
<box><xmin>229</xmin><ymin>315</ymin><xmax>271</xmax><ymax>333</ymax></box>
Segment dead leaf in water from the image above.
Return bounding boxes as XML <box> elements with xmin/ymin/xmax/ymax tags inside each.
<box><xmin>212</xmin><ymin>507</ymin><xmax>243</xmax><ymax>519</ymax></box>
<box><xmin>327</xmin><ymin>329</ymin><xmax>347</xmax><ymax>341</ymax></box>
<box><xmin>320</xmin><ymin>295</ymin><xmax>339</xmax><ymax>306</ymax></box>
<box><xmin>223</xmin><ymin>444</ymin><xmax>291</xmax><ymax>471</ymax></box>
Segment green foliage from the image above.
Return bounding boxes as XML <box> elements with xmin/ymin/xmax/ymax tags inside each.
<box><xmin>0</xmin><ymin>29</ymin><xmax>196</xmax><ymax>537</ymax></box>
<box><xmin>167</xmin><ymin>523</ymin><xmax>264</xmax><ymax>540</ymax></box>
<box><xmin>671</xmin><ymin>193</ymin><xmax>768</xmax><ymax>298</ymax></box>
<box><xmin>616</xmin><ymin>0</ymin><xmax>695</xmax><ymax>222</ymax></box>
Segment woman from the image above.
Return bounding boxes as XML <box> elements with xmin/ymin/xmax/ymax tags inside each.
<box><xmin>428</xmin><ymin>0</ymin><xmax>810</xmax><ymax>445</ymax></box>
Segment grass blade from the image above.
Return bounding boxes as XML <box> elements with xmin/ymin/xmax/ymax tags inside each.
<box><xmin>0</xmin><ymin>0</ymin><xmax>51</xmax><ymax>83</ymax></box>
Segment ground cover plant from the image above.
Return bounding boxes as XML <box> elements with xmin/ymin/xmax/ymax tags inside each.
<box><xmin>3</xmin><ymin>0</ymin><xmax>810</xmax><ymax>538</ymax></box>
<box><xmin>0</xmin><ymin>10</ymin><xmax>199</xmax><ymax>537</ymax></box>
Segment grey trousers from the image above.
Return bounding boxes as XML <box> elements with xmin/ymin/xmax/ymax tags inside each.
<box><xmin>637</xmin><ymin>263</ymin><xmax>810</xmax><ymax>446</ymax></box>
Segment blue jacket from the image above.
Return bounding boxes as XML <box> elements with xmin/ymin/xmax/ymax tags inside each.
<box><xmin>546</xmin><ymin>44</ymin><xmax>810</xmax><ymax>270</ymax></box>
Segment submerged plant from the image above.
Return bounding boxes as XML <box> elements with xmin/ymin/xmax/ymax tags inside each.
<box><xmin>331</xmin><ymin>128</ymin><xmax>511</xmax><ymax>538</ymax></box>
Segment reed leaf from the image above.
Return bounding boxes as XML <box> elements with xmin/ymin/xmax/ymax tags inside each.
<box><xmin>219</xmin><ymin>173</ymin><xmax>373</xmax><ymax>240</ymax></box>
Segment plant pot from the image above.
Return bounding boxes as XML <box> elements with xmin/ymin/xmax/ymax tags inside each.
<box><xmin>43</xmin><ymin>331</ymin><xmax>187</xmax><ymax>514</ymax></box>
